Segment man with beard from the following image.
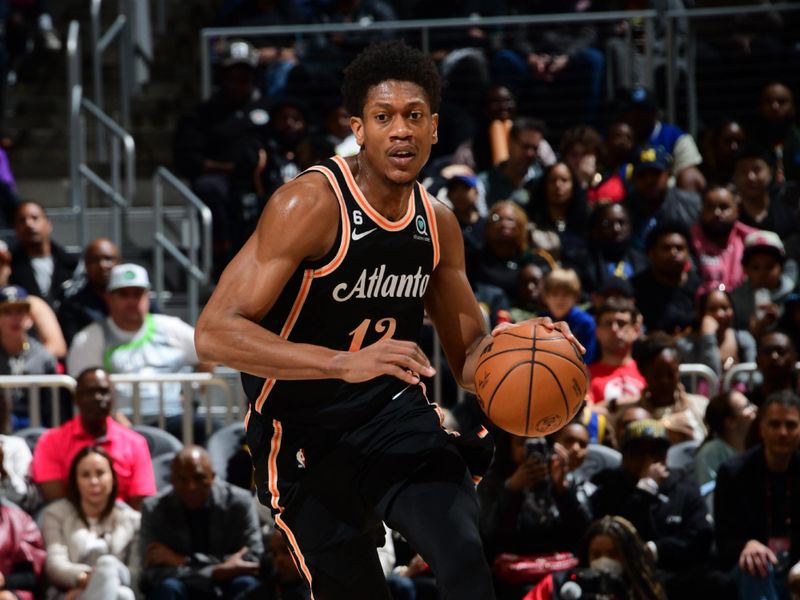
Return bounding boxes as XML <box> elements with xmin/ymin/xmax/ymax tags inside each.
<box><xmin>691</xmin><ymin>185</ymin><xmax>757</xmax><ymax>294</ymax></box>
<box><xmin>575</xmin><ymin>202</ymin><xmax>647</xmax><ymax>296</ymax></box>
<box><xmin>632</xmin><ymin>221</ymin><xmax>699</xmax><ymax>334</ymax></box>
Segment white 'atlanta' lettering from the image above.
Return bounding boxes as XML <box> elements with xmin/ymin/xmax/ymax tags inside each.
<box><xmin>332</xmin><ymin>265</ymin><xmax>430</xmax><ymax>302</ymax></box>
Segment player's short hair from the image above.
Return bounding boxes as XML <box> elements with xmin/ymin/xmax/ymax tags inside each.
<box><xmin>542</xmin><ymin>268</ymin><xmax>581</xmax><ymax>297</ymax></box>
<box><xmin>342</xmin><ymin>41</ymin><xmax>441</xmax><ymax>118</ymax></box>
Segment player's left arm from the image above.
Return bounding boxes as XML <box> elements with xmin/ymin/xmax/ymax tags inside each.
<box><xmin>424</xmin><ymin>202</ymin><xmax>583</xmax><ymax>393</ymax></box>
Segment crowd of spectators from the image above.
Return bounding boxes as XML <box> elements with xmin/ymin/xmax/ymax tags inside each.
<box><xmin>0</xmin><ymin>1</ymin><xmax>799</xmax><ymax>599</ymax></box>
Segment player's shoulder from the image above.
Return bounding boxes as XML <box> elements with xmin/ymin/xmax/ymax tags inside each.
<box><xmin>421</xmin><ymin>187</ymin><xmax>458</xmax><ymax>228</ymax></box>
<box><xmin>263</xmin><ymin>170</ymin><xmax>340</xmax><ymax>227</ymax></box>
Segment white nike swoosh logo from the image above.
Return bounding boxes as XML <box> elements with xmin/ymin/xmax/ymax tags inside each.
<box><xmin>392</xmin><ymin>385</ymin><xmax>411</xmax><ymax>400</ymax></box>
<box><xmin>351</xmin><ymin>227</ymin><xmax>377</xmax><ymax>241</ymax></box>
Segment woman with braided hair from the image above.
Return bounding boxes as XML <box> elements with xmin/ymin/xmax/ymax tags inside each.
<box><xmin>525</xmin><ymin>515</ymin><xmax>667</xmax><ymax>600</ymax></box>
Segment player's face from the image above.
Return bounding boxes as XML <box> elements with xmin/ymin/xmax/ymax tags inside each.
<box><xmin>351</xmin><ymin>80</ymin><xmax>438</xmax><ymax>186</ymax></box>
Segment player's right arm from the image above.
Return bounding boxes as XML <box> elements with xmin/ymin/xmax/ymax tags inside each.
<box><xmin>194</xmin><ymin>174</ymin><xmax>433</xmax><ymax>385</ymax></box>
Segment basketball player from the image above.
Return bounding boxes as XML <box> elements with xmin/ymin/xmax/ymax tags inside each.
<box><xmin>196</xmin><ymin>42</ymin><xmax>584</xmax><ymax>599</ymax></box>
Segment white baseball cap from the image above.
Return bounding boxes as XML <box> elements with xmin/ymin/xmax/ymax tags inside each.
<box><xmin>107</xmin><ymin>263</ymin><xmax>151</xmax><ymax>292</ymax></box>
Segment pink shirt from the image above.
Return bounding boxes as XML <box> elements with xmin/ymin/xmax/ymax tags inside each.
<box><xmin>588</xmin><ymin>359</ymin><xmax>646</xmax><ymax>404</ymax></box>
<box><xmin>32</xmin><ymin>416</ymin><xmax>156</xmax><ymax>502</ymax></box>
<box><xmin>691</xmin><ymin>220</ymin><xmax>757</xmax><ymax>294</ymax></box>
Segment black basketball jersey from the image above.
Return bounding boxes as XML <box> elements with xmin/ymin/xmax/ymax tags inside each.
<box><xmin>241</xmin><ymin>156</ymin><xmax>441</xmax><ymax>429</ymax></box>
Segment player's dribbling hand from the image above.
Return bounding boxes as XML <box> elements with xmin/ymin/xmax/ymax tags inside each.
<box><xmin>491</xmin><ymin>317</ymin><xmax>586</xmax><ymax>355</ymax></box>
<box><xmin>334</xmin><ymin>338</ymin><xmax>435</xmax><ymax>385</ymax></box>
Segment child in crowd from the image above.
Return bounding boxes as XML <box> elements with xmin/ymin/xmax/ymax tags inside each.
<box><xmin>540</xmin><ymin>268</ymin><xmax>598</xmax><ymax>363</ymax></box>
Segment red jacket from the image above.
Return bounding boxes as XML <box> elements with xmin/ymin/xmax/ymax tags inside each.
<box><xmin>0</xmin><ymin>500</ymin><xmax>46</xmax><ymax>600</ymax></box>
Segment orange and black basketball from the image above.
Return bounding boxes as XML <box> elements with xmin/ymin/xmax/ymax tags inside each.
<box><xmin>474</xmin><ymin>322</ymin><xmax>588</xmax><ymax>437</ymax></box>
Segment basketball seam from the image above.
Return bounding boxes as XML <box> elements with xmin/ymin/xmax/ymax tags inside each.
<box><xmin>532</xmin><ymin>360</ymin><xmax>573</xmax><ymax>423</ymax></box>
<box><xmin>475</xmin><ymin>344</ymin><xmax>587</xmax><ymax>373</ymax></box>
<box><xmin>485</xmin><ymin>358</ymin><xmax>542</xmax><ymax>420</ymax></box>
<box><xmin>500</xmin><ymin>332</ymin><xmax>565</xmax><ymax>341</ymax></box>
<box><xmin>526</xmin><ymin>325</ymin><xmax>537</xmax><ymax>436</ymax></box>
<box><xmin>528</xmin><ymin>347</ymin><xmax>588</xmax><ymax>373</ymax></box>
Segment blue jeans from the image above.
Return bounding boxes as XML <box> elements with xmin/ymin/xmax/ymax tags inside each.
<box><xmin>737</xmin><ymin>564</ymin><xmax>788</xmax><ymax>600</ymax></box>
<box><xmin>146</xmin><ymin>575</ymin><xmax>261</xmax><ymax>600</ymax></box>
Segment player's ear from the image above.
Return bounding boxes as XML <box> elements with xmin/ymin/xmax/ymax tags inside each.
<box><xmin>432</xmin><ymin>113</ymin><xmax>439</xmax><ymax>144</ymax></box>
<box><xmin>351</xmin><ymin>116</ymin><xmax>365</xmax><ymax>146</ymax></box>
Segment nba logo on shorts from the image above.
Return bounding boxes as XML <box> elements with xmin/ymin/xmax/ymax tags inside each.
<box><xmin>296</xmin><ymin>448</ymin><xmax>306</xmax><ymax>469</ymax></box>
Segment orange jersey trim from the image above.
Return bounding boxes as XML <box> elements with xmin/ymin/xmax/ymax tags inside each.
<box><xmin>332</xmin><ymin>155</ymin><xmax>415</xmax><ymax>231</ymax></box>
<box><xmin>275</xmin><ymin>514</ymin><xmax>316</xmax><ymax>598</ymax></box>
<box><xmin>266</xmin><ymin>419</ymin><xmax>316</xmax><ymax>597</ymax></box>
<box><xmin>305</xmin><ymin>164</ymin><xmax>351</xmax><ymax>278</ymax></box>
<box><xmin>420</xmin><ymin>185</ymin><xmax>441</xmax><ymax>270</ymax></box>
<box><xmin>254</xmin><ymin>269</ymin><xmax>314</xmax><ymax>413</ymax></box>
<box><xmin>267</xmin><ymin>418</ymin><xmax>283</xmax><ymax>510</ymax></box>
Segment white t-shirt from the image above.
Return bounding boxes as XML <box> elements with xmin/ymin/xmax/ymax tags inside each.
<box><xmin>67</xmin><ymin>314</ymin><xmax>198</xmax><ymax>417</ymax></box>
<box><xmin>0</xmin><ymin>433</ymin><xmax>33</xmax><ymax>499</ymax></box>
<box><xmin>30</xmin><ymin>255</ymin><xmax>54</xmax><ymax>297</ymax></box>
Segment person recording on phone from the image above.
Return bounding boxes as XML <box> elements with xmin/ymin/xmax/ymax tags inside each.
<box><xmin>478</xmin><ymin>424</ymin><xmax>593</xmax><ymax>561</ymax></box>
<box><xmin>729</xmin><ymin>231</ymin><xmax>797</xmax><ymax>338</ymax></box>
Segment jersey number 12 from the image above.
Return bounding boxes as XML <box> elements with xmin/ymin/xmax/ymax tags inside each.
<box><xmin>348</xmin><ymin>318</ymin><xmax>397</xmax><ymax>352</ymax></box>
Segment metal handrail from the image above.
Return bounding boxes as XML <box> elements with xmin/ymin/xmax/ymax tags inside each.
<box><xmin>678</xmin><ymin>363</ymin><xmax>719</xmax><ymax>396</ymax></box>
<box><xmin>153</xmin><ymin>166</ymin><xmax>213</xmax><ymax>326</ymax></box>
<box><xmin>90</xmin><ymin>0</ymin><xmax>135</xmax><ymax>131</ymax></box>
<box><xmin>200</xmin><ymin>2</ymin><xmax>800</xmax><ymax>137</ymax></box>
<box><xmin>0</xmin><ymin>375</ymin><xmax>77</xmax><ymax>431</ymax></box>
<box><xmin>0</xmin><ymin>372</ymin><xmax>243</xmax><ymax>443</ymax></box>
<box><xmin>722</xmin><ymin>361</ymin><xmax>800</xmax><ymax>392</ymax></box>
<box><xmin>68</xmin><ymin>20</ymin><xmax>136</xmax><ymax>250</ymax></box>
<box><xmin>108</xmin><ymin>372</ymin><xmax>238</xmax><ymax>444</ymax></box>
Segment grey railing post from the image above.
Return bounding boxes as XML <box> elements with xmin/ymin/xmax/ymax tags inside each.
<box><xmin>67</xmin><ymin>21</ymin><xmax>84</xmax><ymax>242</ymax></box>
<box><xmin>153</xmin><ymin>167</ymin><xmax>213</xmax><ymax>325</ymax></box>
